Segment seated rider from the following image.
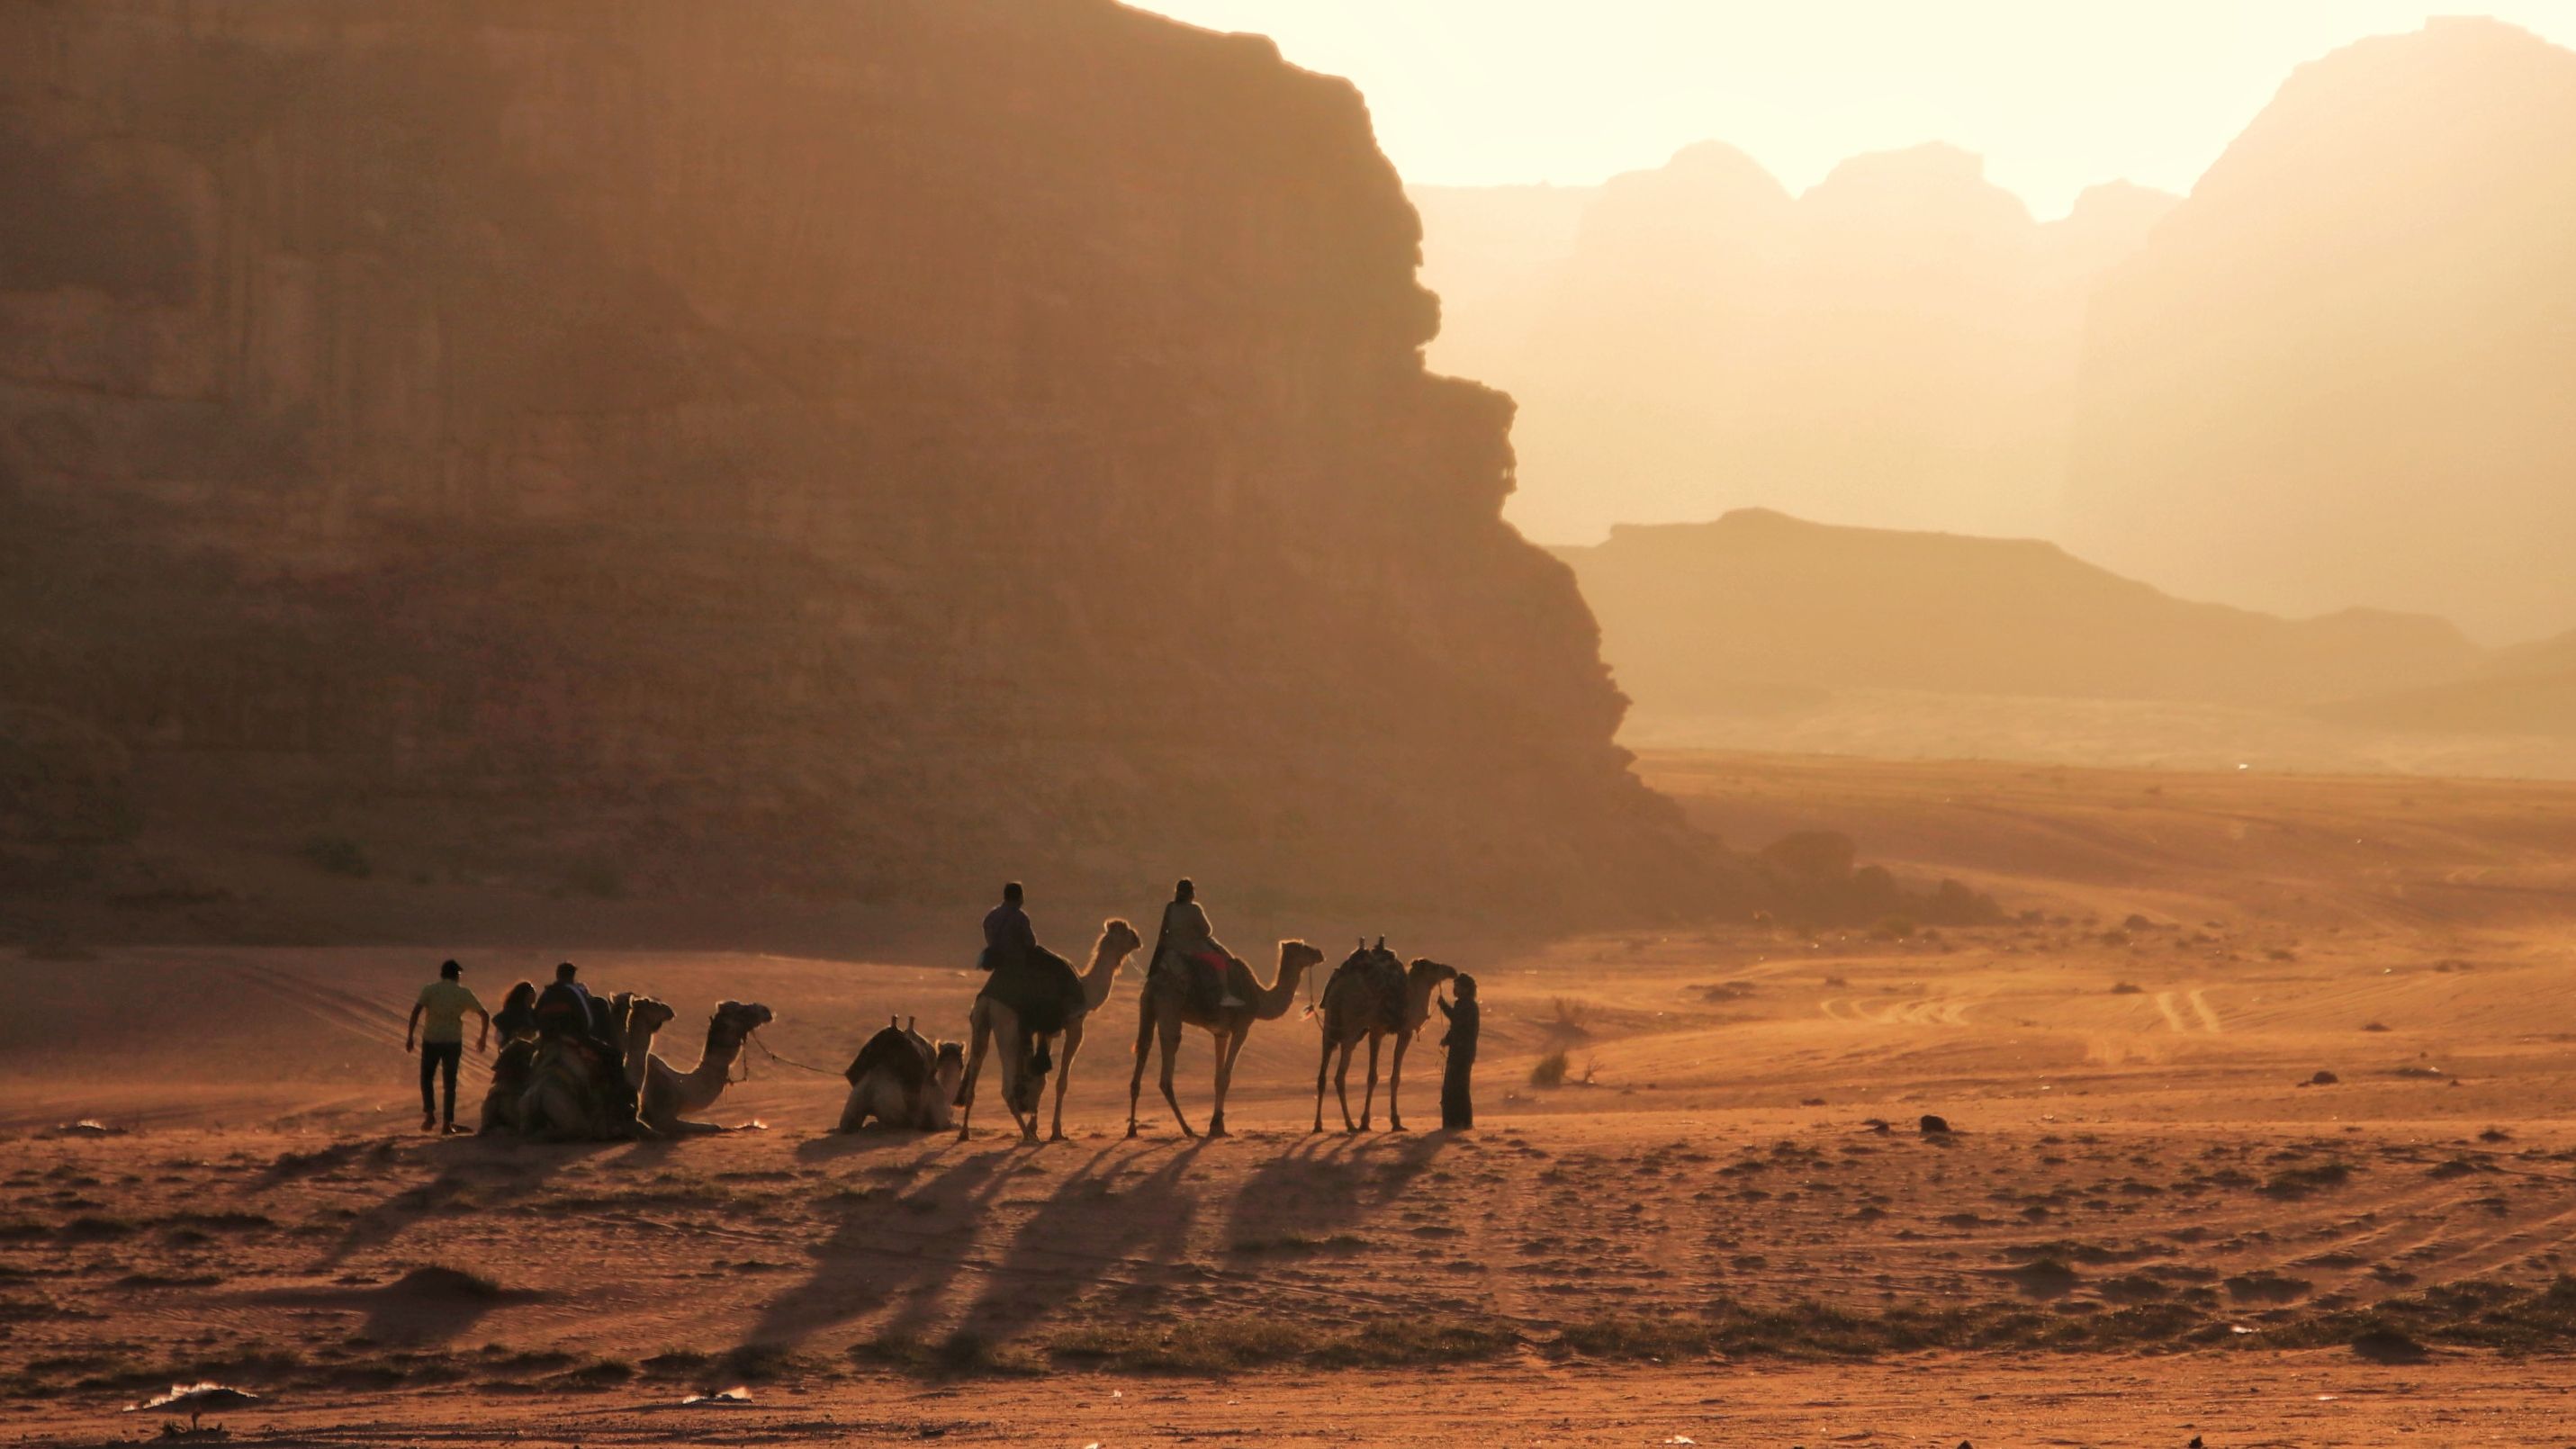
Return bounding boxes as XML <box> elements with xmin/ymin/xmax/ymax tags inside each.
<box><xmin>532</xmin><ymin>961</ymin><xmax>610</xmax><ymax>1051</ymax></box>
<box><xmin>492</xmin><ymin>980</ymin><xmax>541</xmax><ymax>1042</ymax></box>
<box><xmin>1158</xmin><ymin>878</ymin><xmax>1241</xmax><ymax>1012</ymax></box>
<box><xmin>531</xmin><ymin>960</ymin><xmax>639</xmax><ymax>1126</ymax></box>
<box><xmin>981</xmin><ymin>881</ymin><xmax>1037</xmax><ymax>973</ymax></box>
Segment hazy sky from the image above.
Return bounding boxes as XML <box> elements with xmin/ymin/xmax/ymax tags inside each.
<box><xmin>1134</xmin><ymin>1</ymin><xmax>2576</xmax><ymax>218</ymax></box>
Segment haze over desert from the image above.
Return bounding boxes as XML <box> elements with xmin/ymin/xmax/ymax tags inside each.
<box><xmin>6</xmin><ymin>2</ymin><xmax>2576</xmax><ymax>1445</ymax></box>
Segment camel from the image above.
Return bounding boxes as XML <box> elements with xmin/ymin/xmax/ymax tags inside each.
<box><xmin>480</xmin><ymin>1037</ymin><xmax>537</xmax><ymax>1134</ymax></box>
<box><xmin>517</xmin><ymin>994</ymin><xmax>675</xmax><ymax>1140</ymax></box>
<box><xmin>957</xmin><ymin>918</ymin><xmax>1143</xmax><ymax>1143</ymax></box>
<box><xmin>639</xmin><ymin>999</ymin><xmax>775</xmax><ymax>1136</ymax></box>
<box><xmin>839</xmin><ymin>1015</ymin><xmax>966</xmax><ymax>1131</ymax></box>
<box><xmin>1126</xmin><ymin>939</ymin><xmax>1326</xmax><ymax>1139</ymax></box>
<box><xmin>1311</xmin><ymin>941</ymin><xmax>1456</xmax><ymax>1133</ymax></box>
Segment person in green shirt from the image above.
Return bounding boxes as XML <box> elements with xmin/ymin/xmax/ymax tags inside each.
<box><xmin>406</xmin><ymin>959</ymin><xmax>491</xmax><ymax>1134</ymax></box>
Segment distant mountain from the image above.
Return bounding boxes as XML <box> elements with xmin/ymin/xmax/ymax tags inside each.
<box><xmin>1555</xmin><ymin>509</ymin><xmax>2481</xmax><ymax>715</ymax></box>
<box><xmin>1409</xmin><ymin>145</ymin><xmax>2175</xmax><ymax>544</ymax></box>
<box><xmin>2063</xmin><ymin>17</ymin><xmax>2576</xmax><ymax>643</ymax></box>
<box><xmin>2321</xmin><ymin>631</ymin><xmax>2576</xmax><ymax>737</ymax></box>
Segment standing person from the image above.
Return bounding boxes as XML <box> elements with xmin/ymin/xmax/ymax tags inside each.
<box><xmin>1154</xmin><ymin>878</ymin><xmax>1241</xmax><ymax>1012</ymax></box>
<box><xmin>405</xmin><ymin>960</ymin><xmax>491</xmax><ymax>1134</ymax></box>
<box><xmin>1437</xmin><ymin>973</ymin><xmax>1480</xmax><ymax>1130</ymax></box>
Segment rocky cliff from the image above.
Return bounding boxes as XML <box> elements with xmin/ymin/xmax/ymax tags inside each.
<box><xmin>0</xmin><ymin>0</ymin><xmax>1714</xmax><ymax>935</ymax></box>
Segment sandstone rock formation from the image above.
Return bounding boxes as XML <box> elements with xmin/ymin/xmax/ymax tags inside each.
<box><xmin>0</xmin><ymin>0</ymin><xmax>1713</xmax><ymax>934</ymax></box>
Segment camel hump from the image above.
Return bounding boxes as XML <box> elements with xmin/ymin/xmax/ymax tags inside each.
<box><xmin>845</xmin><ymin>1023</ymin><xmax>930</xmax><ymax>1089</ymax></box>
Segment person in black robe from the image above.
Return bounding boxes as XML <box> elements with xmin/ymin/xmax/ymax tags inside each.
<box><xmin>1437</xmin><ymin>973</ymin><xmax>1479</xmax><ymax>1130</ymax></box>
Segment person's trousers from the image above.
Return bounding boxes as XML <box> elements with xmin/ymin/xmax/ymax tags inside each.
<box><xmin>1441</xmin><ymin>1061</ymin><xmax>1473</xmax><ymax>1129</ymax></box>
<box><xmin>419</xmin><ymin>1041</ymin><xmax>464</xmax><ymax>1122</ymax></box>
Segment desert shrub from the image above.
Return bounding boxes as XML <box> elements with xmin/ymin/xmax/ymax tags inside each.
<box><xmin>1529</xmin><ymin>1050</ymin><xmax>1569</xmax><ymax>1088</ymax></box>
<box><xmin>1548</xmin><ymin>997</ymin><xmax>1594</xmax><ymax>1036</ymax></box>
<box><xmin>2111</xmin><ymin>982</ymin><xmax>2144</xmax><ymax>995</ymax></box>
<box><xmin>1869</xmin><ymin>916</ymin><xmax>1916</xmax><ymax>941</ymax></box>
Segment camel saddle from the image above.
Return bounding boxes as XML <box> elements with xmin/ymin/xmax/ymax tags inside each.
<box><xmin>979</xmin><ymin>944</ymin><xmax>1083</xmax><ymax>1036</ymax></box>
<box><xmin>1329</xmin><ymin>951</ymin><xmax>1409</xmax><ymax>1034</ymax></box>
<box><xmin>844</xmin><ymin>1023</ymin><xmax>929</xmax><ymax>1090</ymax></box>
<box><xmin>1179</xmin><ymin>949</ymin><xmax>1231</xmax><ymax>1015</ymax></box>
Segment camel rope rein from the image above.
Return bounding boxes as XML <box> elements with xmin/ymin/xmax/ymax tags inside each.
<box><xmin>743</xmin><ymin>1031</ymin><xmax>841</xmax><ymax>1080</ymax></box>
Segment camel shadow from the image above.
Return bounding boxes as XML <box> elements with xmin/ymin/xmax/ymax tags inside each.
<box><xmin>743</xmin><ymin>1146</ymin><xmax>1022</xmax><ymax>1349</ymax></box>
<box><xmin>951</xmin><ymin>1140</ymin><xmax>1207</xmax><ymax>1344</ymax></box>
<box><xmin>1222</xmin><ymin>1131</ymin><xmax>1448</xmax><ymax>1253</ymax></box>
<box><xmin>792</xmin><ymin>1127</ymin><xmax>946</xmax><ymax>1163</ymax></box>
<box><xmin>300</xmin><ymin>1137</ymin><xmax>628</xmax><ymax>1271</ymax></box>
<box><xmin>254</xmin><ymin>1266</ymin><xmax>543</xmax><ymax>1346</ymax></box>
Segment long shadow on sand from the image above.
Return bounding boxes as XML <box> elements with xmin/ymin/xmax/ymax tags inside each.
<box><xmin>294</xmin><ymin>1135</ymin><xmax>627</xmax><ymax>1272</ymax></box>
<box><xmin>743</xmin><ymin>1145</ymin><xmax>1022</xmax><ymax>1347</ymax></box>
<box><xmin>1222</xmin><ymin>1130</ymin><xmax>1448</xmax><ymax>1254</ymax></box>
<box><xmin>950</xmin><ymin>1140</ymin><xmax>1206</xmax><ymax>1343</ymax></box>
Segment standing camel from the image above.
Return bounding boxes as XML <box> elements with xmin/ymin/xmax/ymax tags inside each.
<box><xmin>1312</xmin><ymin>942</ymin><xmax>1455</xmax><ymax>1133</ymax></box>
<box><xmin>957</xmin><ymin>919</ymin><xmax>1143</xmax><ymax>1142</ymax></box>
<box><xmin>1126</xmin><ymin>940</ymin><xmax>1326</xmax><ymax>1139</ymax></box>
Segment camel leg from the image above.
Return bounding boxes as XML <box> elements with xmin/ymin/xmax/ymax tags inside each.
<box><xmin>997</xmin><ymin>1023</ymin><xmax>1035</xmax><ymax>1143</ymax></box>
<box><xmin>1334</xmin><ymin>1040</ymin><xmax>1359</xmax><ymax>1133</ymax></box>
<box><xmin>1311</xmin><ymin>1034</ymin><xmax>1334</xmax><ymax>1134</ymax></box>
<box><xmin>1126</xmin><ymin>995</ymin><xmax>1157</xmax><ymax>1138</ymax></box>
<box><xmin>1208</xmin><ymin>1030</ymin><xmax>1245</xmax><ymax>1138</ymax></box>
<box><xmin>1157</xmin><ymin>1009</ymin><xmax>1196</xmax><ymax>1139</ymax></box>
<box><xmin>1387</xmin><ymin>1030</ymin><xmax>1412</xmax><ymax>1132</ymax></box>
<box><xmin>956</xmin><ymin>1004</ymin><xmax>992</xmax><ymax>1141</ymax></box>
<box><xmin>1049</xmin><ymin>1016</ymin><xmax>1084</xmax><ymax>1143</ymax></box>
<box><xmin>1359</xmin><ymin>1034</ymin><xmax>1383</xmax><ymax>1131</ymax></box>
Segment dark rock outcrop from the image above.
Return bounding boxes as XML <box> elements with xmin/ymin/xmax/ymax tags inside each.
<box><xmin>0</xmin><ymin>0</ymin><xmax>1713</xmax><ymax>931</ymax></box>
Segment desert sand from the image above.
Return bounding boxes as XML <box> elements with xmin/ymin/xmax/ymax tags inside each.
<box><xmin>7</xmin><ymin>752</ymin><xmax>2576</xmax><ymax>1444</ymax></box>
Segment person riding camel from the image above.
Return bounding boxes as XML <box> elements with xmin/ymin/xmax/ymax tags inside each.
<box><xmin>981</xmin><ymin>882</ymin><xmax>1038</xmax><ymax>974</ymax></box>
<box><xmin>977</xmin><ymin>881</ymin><xmax>1081</xmax><ymax>1078</ymax></box>
<box><xmin>532</xmin><ymin>961</ymin><xmax>602</xmax><ymax>1044</ymax></box>
<box><xmin>529</xmin><ymin>959</ymin><xmax>638</xmax><ymax>1126</ymax></box>
<box><xmin>1154</xmin><ymin>878</ymin><xmax>1242</xmax><ymax>1015</ymax></box>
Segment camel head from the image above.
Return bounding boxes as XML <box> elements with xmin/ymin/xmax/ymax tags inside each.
<box><xmin>1280</xmin><ymin>940</ymin><xmax>1325</xmax><ymax>975</ymax></box>
<box><xmin>708</xmin><ymin>999</ymin><xmax>775</xmax><ymax>1048</ymax></box>
<box><xmin>932</xmin><ymin>1040</ymin><xmax>965</xmax><ymax>1090</ymax></box>
<box><xmin>1100</xmin><ymin>918</ymin><xmax>1142</xmax><ymax>958</ymax></box>
<box><xmin>626</xmin><ymin>996</ymin><xmax>677</xmax><ymax>1037</ymax></box>
<box><xmin>1405</xmin><ymin>959</ymin><xmax>1458</xmax><ymax>1016</ymax></box>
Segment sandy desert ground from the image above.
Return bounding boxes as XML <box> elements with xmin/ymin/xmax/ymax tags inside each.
<box><xmin>7</xmin><ymin>751</ymin><xmax>2576</xmax><ymax>1444</ymax></box>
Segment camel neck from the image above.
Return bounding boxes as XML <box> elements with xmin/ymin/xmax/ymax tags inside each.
<box><xmin>1248</xmin><ymin>952</ymin><xmax>1308</xmax><ymax>1020</ymax></box>
<box><xmin>1078</xmin><ymin>940</ymin><xmax>1130</xmax><ymax>1011</ymax></box>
